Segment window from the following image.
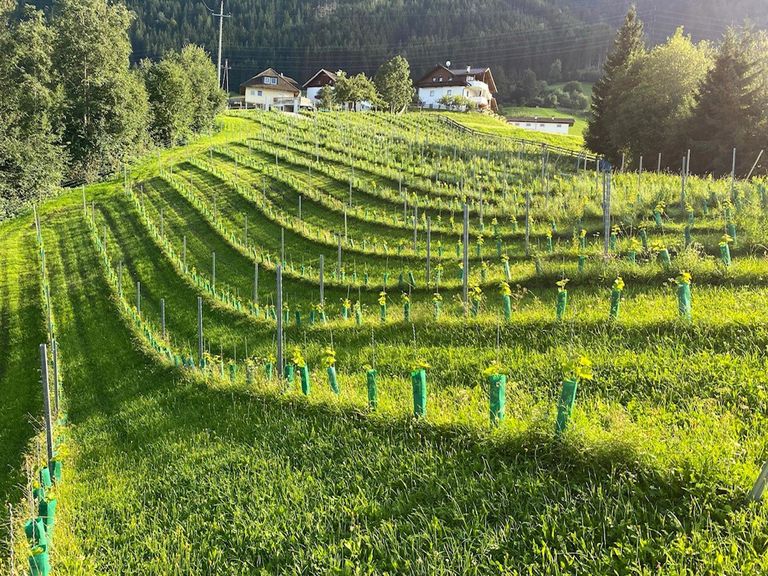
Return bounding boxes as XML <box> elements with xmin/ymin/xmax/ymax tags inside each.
<box><xmin>438</xmin><ymin>77</ymin><xmax>443</xmax><ymax>82</ymax></box>
<box><xmin>556</xmin><ymin>124</ymin><xmax>561</xmax><ymax>128</ymax></box>
<box><xmin>526</xmin><ymin>123</ymin><xmax>532</xmax><ymax>127</ymax></box>
<box><xmin>264</xmin><ymin>76</ymin><xmax>278</xmax><ymax>85</ymax></box>
<box><xmin>257</xmin><ymin>90</ymin><xmax>263</xmax><ymax>96</ymax></box>
<box><xmin>447</xmin><ymin>89</ymin><xmax>452</xmax><ymax>96</ymax></box>
<box><xmin>429</xmin><ymin>90</ymin><xmax>435</xmax><ymax>97</ymax></box>
<box><xmin>539</xmin><ymin>124</ymin><xmax>545</xmax><ymax>127</ymax></box>
<box><xmin>432</xmin><ymin>77</ymin><xmax>436</xmax><ymax>82</ymax></box>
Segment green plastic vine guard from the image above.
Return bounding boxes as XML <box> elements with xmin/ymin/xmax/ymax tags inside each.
<box><xmin>38</xmin><ymin>498</ymin><xmax>57</xmax><ymax>539</ymax></box>
<box><xmin>412</xmin><ymin>369</ymin><xmax>427</xmax><ymax>417</ymax></box>
<box><xmin>653</xmin><ymin>211</ymin><xmax>663</xmax><ymax>228</ymax></box>
<box><xmin>677</xmin><ymin>283</ymin><xmax>692</xmax><ymax>320</ymax></box>
<box><xmin>327</xmin><ymin>366</ymin><xmax>340</xmax><ymax>395</ymax></box>
<box><xmin>380</xmin><ymin>304</ymin><xmax>387</xmax><ymax>322</ymax></box>
<box><xmin>265</xmin><ymin>362</ymin><xmax>274</xmax><ymax>379</ymax></box>
<box><xmin>609</xmin><ymin>234</ymin><xmax>616</xmax><ymax>251</ymax></box>
<box><xmin>284</xmin><ymin>364</ymin><xmax>295</xmax><ymax>384</ymax></box>
<box><xmin>294</xmin><ymin>310</ymin><xmax>302</xmax><ymax>328</ymax></box>
<box><xmin>355</xmin><ymin>308</ymin><xmax>362</xmax><ymax>326</ymax></box>
<box><xmin>627</xmin><ymin>250</ymin><xmax>636</xmax><ymax>264</ymax></box>
<box><xmin>229</xmin><ymin>363</ymin><xmax>237</xmax><ymax>383</ymax></box>
<box><xmin>720</xmin><ymin>244</ymin><xmax>732</xmax><ymax>267</ymax></box>
<box><xmin>433</xmin><ymin>301</ymin><xmax>441</xmax><ymax>320</ymax></box>
<box><xmin>609</xmin><ymin>289</ymin><xmax>621</xmax><ymax>320</ymax></box>
<box><xmin>534</xmin><ymin>257</ymin><xmax>543</xmax><ymax>276</ymax></box>
<box><xmin>502</xmin><ymin>295</ymin><xmax>512</xmax><ymax>321</ymax></box>
<box><xmin>640</xmin><ymin>229</ymin><xmax>648</xmax><ymax>250</ymax></box>
<box><xmin>555</xmin><ymin>378</ymin><xmax>578</xmax><ymax>435</ymax></box>
<box><xmin>727</xmin><ymin>223</ymin><xmax>737</xmax><ymax>245</ymax></box>
<box><xmin>29</xmin><ymin>547</ymin><xmax>51</xmax><ymax>576</ymax></box>
<box><xmin>52</xmin><ymin>460</ymin><xmax>62</xmax><ymax>484</ymax></box>
<box><xmin>684</xmin><ymin>226</ymin><xmax>692</xmax><ymax>248</ymax></box>
<box><xmin>300</xmin><ymin>366</ymin><xmax>310</xmax><ymax>395</ymax></box>
<box><xmin>408</xmin><ymin>271</ymin><xmax>416</xmax><ymax>288</ymax></box>
<box><xmin>40</xmin><ymin>467</ymin><xmax>52</xmax><ymax>490</ymax></box>
<box><xmin>577</xmin><ymin>255</ymin><xmax>585</xmax><ymax>273</ymax></box>
<box><xmin>556</xmin><ymin>290</ymin><xmax>568</xmax><ymax>321</ymax></box>
<box><xmin>503</xmin><ymin>261</ymin><xmax>511</xmax><ymax>281</ymax></box>
<box><xmin>488</xmin><ymin>374</ymin><xmax>506</xmax><ymax>426</ymax></box>
<box><xmin>403</xmin><ymin>302</ymin><xmax>411</xmax><ymax>322</ymax></box>
<box><xmin>342</xmin><ymin>306</ymin><xmax>349</xmax><ymax>320</ymax></box>
<box><xmin>246</xmin><ymin>364</ymin><xmax>253</xmax><ymax>385</ymax></box>
<box><xmin>309</xmin><ymin>310</ymin><xmax>316</xmax><ymax>325</ymax></box>
<box><xmin>659</xmin><ymin>249</ymin><xmax>671</xmax><ymax>268</ymax></box>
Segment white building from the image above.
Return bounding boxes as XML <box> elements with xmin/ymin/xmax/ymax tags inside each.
<box><xmin>302</xmin><ymin>69</ymin><xmax>338</xmax><ymax>106</ymax></box>
<box><xmin>415</xmin><ymin>64</ymin><xmax>498</xmax><ymax>111</ymax></box>
<box><xmin>507</xmin><ymin>116</ymin><xmax>575</xmax><ymax>135</ymax></box>
<box><xmin>239</xmin><ymin>68</ymin><xmax>314</xmax><ymax>112</ymax></box>
<box><xmin>302</xmin><ymin>68</ymin><xmax>375</xmax><ymax>112</ymax></box>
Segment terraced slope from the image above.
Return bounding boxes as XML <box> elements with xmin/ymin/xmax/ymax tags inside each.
<box><xmin>5</xmin><ymin>111</ymin><xmax>768</xmax><ymax>574</ymax></box>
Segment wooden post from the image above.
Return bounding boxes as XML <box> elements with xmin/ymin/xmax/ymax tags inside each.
<box><xmin>253</xmin><ymin>262</ymin><xmax>259</xmax><ymax>305</ymax></box>
<box><xmin>161</xmin><ymin>298</ymin><xmax>166</xmax><ymax>339</ymax></box>
<box><xmin>319</xmin><ymin>255</ymin><xmax>325</xmax><ymax>305</ymax></box>
<box><xmin>657</xmin><ymin>152</ymin><xmax>662</xmax><ymax>172</ymax></box>
<box><xmin>52</xmin><ymin>339</ymin><xmax>60</xmax><ymax>417</ymax></box>
<box><xmin>602</xmin><ymin>160</ymin><xmax>612</xmax><ymax>260</ymax></box>
<box><xmin>344</xmin><ymin>210</ymin><xmax>348</xmax><ymax>242</ymax></box>
<box><xmin>731</xmin><ymin>147</ymin><xmax>737</xmax><ymax>200</ymax></box>
<box><xmin>750</xmin><ymin>461</ymin><xmax>768</xmax><ymax>501</ymax></box>
<box><xmin>212</xmin><ymin>251</ymin><xmax>216</xmax><ymax>292</ymax></box>
<box><xmin>197</xmin><ymin>296</ymin><xmax>204</xmax><ymax>367</ymax></box>
<box><xmin>463</xmin><ymin>203</ymin><xmax>469</xmax><ymax>312</ymax></box>
<box><xmin>524</xmin><ymin>187</ymin><xmax>531</xmax><ymax>257</ymax></box>
<box><xmin>337</xmin><ymin>235</ymin><xmax>342</xmax><ymax>273</ymax></box>
<box><xmin>681</xmin><ymin>156</ymin><xmax>687</xmax><ymax>207</ymax></box>
<box><xmin>39</xmin><ymin>344</ymin><xmax>54</xmax><ymax>479</ymax></box>
<box><xmin>276</xmin><ymin>265</ymin><xmax>284</xmax><ymax>380</ymax></box>
<box><xmin>281</xmin><ymin>228</ymin><xmax>285</xmax><ymax>264</ymax></box>
<box><xmin>426</xmin><ymin>217</ymin><xmax>431</xmax><ymax>285</ymax></box>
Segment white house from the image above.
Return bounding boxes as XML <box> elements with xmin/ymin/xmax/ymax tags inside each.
<box><xmin>239</xmin><ymin>68</ymin><xmax>314</xmax><ymax>112</ymax></box>
<box><xmin>507</xmin><ymin>116</ymin><xmax>575</xmax><ymax>135</ymax></box>
<box><xmin>302</xmin><ymin>68</ymin><xmax>374</xmax><ymax>112</ymax></box>
<box><xmin>415</xmin><ymin>63</ymin><xmax>498</xmax><ymax>111</ymax></box>
<box><xmin>303</xmin><ymin>69</ymin><xmax>337</xmax><ymax>105</ymax></box>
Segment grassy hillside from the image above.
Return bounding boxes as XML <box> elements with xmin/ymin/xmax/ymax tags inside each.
<box><xmin>443</xmin><ymin>111</ymin><xmax>586</xmax><ymax>150</ymax></box>
<box><xmin>502</xmin><ymin>105</ymin><xmax>589</xmax><ymax>137</ymax></box>
<box><xmin>5</xmin><ymin>111</ymin><xmax>768</xmax><ymax>574</ymax></box>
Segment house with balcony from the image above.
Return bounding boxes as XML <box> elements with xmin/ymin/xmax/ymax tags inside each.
<box><xmin>239</xmin><ymin>68</ymin><xmax>314</xmax><ymax>112</ymax></box>
<box><xmin>303</xmin><ymin>69</ymin><xmax>338</xmax><ymax>105</ymax></box>
<box><xmin>415</xmin><ymin>64</ymin><xmax>498</xmax><ymax>112</ymax></box>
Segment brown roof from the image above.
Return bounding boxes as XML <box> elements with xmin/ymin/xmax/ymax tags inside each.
<box><xmin>240</xmin><ymin>68</ymin><xmax>301</xmax><ymax>95</ymax></box>
<box><xmin>508</xmin><ymin>116</ymin><xmax>576</xmax><ymax>126</ymax></box>
<box><xmin>415</xmin><ymin>64</ymin><xmax>497</xmax><ymax>93</ymax></box>
<box><xmin>303</xmin><ymin>69</ymin><xmax>338</xmax><ymax>89</ymax></box>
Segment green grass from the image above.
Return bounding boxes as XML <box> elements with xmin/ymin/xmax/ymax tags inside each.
<box><xmin>441</xmin><ymin>111</ymin><xmax>585</xmax><ymax>150</ymax></box>
<box><xmin>6</xmin><ymin>110</ymin><xmax>768</xmax><ymax>574</ymax></box>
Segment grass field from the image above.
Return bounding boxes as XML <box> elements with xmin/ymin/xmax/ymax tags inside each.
<box><xmin>442</xmin><ymin>111</ymin><xmax>586</xmax><ymax>150</ymax></box>
<box><xmin>4</xmin><ymin>110</ymin><xmax>768</xmax><ymax>574</ymax></box>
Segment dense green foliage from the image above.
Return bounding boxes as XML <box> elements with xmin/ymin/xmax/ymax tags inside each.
<box><xmin>0</xmin><ymin>0</ymin><xmax>225</xmax><ymax>221</ymax></box>
<box><xmin>587</xmin><ymin>7</ymin><xmax>768</xmax><ymax>176</ymax></box>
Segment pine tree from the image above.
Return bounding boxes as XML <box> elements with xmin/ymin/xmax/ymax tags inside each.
<box><xmin>687</xmin><ymin>30</ymin><xmax>762</xmax><ymax>176</ymax></box>
<box><xmin>585</xmin><ymin>5</ymin><xmax>645</xmax><ymax>162</ymax></box>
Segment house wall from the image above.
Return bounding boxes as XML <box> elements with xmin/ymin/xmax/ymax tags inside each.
<box><xmin>418</xmin><ymin>86</ymin><xmax>468</xmax><ymax>109</ymax></box>
<box><xmin>509</xmin><ymin>121</ymin><xmax>571</xmax><ymax>135</ymax></box>
<box><xmin>244</xmin><ymin>87</ymin><xmax>299</xmax><ymax>110</ymax></box>
<box><xmin>306</xmin><ymin>86</ymin><xmax>323</xmax><ymax>103</ymax></box>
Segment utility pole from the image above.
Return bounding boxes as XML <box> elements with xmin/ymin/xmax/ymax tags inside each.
<box><xmin>210</xmin><ymin>1</ymin><xmax>231</xmax><ymax>89</ymax></box>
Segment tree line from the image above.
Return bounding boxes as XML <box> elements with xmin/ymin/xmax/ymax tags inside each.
<box><xmin>20</xmin><ymin>0</ymin><xmax>612</xmax><ymax>104</ymax></box>
<box><xmin>587</xmin><ymin>6</ymin><xmax>768</xmax><ymax>177</ymax></box>
<box><xmin>0</xmin><ymin>0</ymin><xmax>225</xmax><ymax>220</ymax></box>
